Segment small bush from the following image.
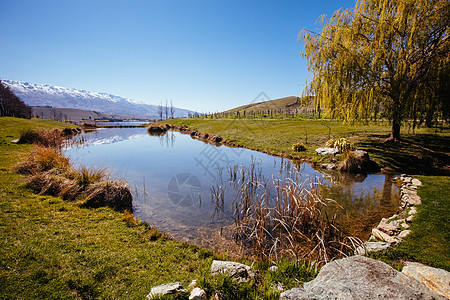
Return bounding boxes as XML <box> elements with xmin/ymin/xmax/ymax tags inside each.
<box><xmin>292</xmin><ymin>142</ymin><xmax>306</xmax><ymax>152</ymax></box>
<box><xmin>325</xmin><ymin>137</ymin><xmax>354</xmax><ymax>152</ymax></box>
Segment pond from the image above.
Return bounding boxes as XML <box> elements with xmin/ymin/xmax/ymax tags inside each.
<box><xmin>65</xmin><ymin>128</ymin><xmax>399</xmax><ymax>253</ymax></box>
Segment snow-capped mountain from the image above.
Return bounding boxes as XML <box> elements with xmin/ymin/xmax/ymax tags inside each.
<box><xmin>2</xmin><ymin>80</ymin><xmax>194</xmax><ymax>119</ymax></box>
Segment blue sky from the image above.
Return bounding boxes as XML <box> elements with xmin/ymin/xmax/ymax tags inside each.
<box><xmin>1</xmin><ymin>0</ymin><xmax>355</xmax><ymax>112</ymax></box>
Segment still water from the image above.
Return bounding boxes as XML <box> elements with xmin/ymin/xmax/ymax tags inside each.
<box><xmin>65</xmin><ymin>128</ymin><xmax>399</xmax><ymax>250</ymax></box>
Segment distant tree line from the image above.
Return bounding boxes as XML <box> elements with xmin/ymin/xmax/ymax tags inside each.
<box><xmin>0</xmin><ymin>80</ymin><xmax>32</xmax><ymax>118</ymax></box>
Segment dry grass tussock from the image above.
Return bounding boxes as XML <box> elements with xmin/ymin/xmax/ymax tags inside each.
<box><xmin>213</xmin><ymin>162</ymin><xmax>361</xmax><ymax>264</ymax></box>
<box><xmin>14</xmin><ymin>144</ymin><xmax>132</xmax><ymax>211</ymax></box>
<box><xmin>18</xmin><ymin>128</ymin><xmax>65</xmax><ymax>148</ymax></box>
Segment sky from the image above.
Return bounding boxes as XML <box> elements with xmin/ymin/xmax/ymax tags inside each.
<box><xmin>0</xmin><ymin>0</ymin><xmax>356</xmax><ymax>112</ymax></box>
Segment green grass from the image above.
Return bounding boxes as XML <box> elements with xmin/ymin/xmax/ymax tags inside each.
<box><xmin>165</xmin><ymin>118</ymin><xmax>449</xmax><ymax>175</ymax></box>
<box><xmin>0</xmin><ymin>117</ymin><xmax>212</xmax><ymax>299</ymax></box>
<box><xmin>0</xmin><ymin>117</ymin><xmax>323</xmax><ymax>299</ymax></box>
<box><xmin>387</xmin><ymin>176</ymin><xmax>450</xmax><ymax>271</ymax></box>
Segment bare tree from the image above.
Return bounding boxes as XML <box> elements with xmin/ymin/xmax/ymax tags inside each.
<box><xmin>158</xmin><ymin>102</ymin><xmax>164</xmax><ymax>121</ymax></box>
<box><xmin>164</xmin><ymin>100</ymin><xmax>169</xmax><ymax>120</ymax></box>
<box><xmin>169</xmin><ymin>100</ymin><xmax>175</xmax><ymax>119</ymax></box>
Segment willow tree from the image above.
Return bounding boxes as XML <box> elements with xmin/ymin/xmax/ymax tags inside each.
<box><xmin>300</xmin><ymin>0</ymin><xmax>449</xmax><ymax>140</ymax></box>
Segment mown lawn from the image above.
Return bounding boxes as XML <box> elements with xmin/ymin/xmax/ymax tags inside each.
<box><xmin>166</xmin><ymin>118</ymin><xmax>449</xmax><ymax>175</ymax></box>
<box><xmin>0</xmin><ymin>117</ymin><xmax>212</xmax><ymax>299</ymax></box>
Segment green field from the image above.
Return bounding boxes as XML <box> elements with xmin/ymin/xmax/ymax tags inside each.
<box><xmin>1</xmin><ymin>116</ymin><xmax>449</xmax><ymax>299</ymax></box>
<box><xmin>165</xmin><ymin>118</ymin><xmax>449</xmax><ymax>175</ymax></box>
<box><xmin>0</xmin><ymin>117</ymin><xmax>212</xmax><ymax>299</ymax></box>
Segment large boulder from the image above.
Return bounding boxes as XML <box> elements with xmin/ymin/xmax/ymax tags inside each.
<box><xmin>402</xmin><ymin>262</ymin><xmax>450</xmax><ymax>299</ymax></box>
<box><xmin>280</xmin><ymin>256</ymin><xmax>446</xmax><ymax>300</ymax></box>
<box><xmin>338</xmin><ymin>150</ymin><xmax>380</xmax><ymax>173</ymax></box>
<box><xmin>211</xmin><ymin>260</ymin><xmax>255</xmax><ymax>282</ymax></box>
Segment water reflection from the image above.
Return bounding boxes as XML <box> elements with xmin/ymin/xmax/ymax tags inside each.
<box><xmin>65</xmin><ymin>128</ymin><xmax>399</xmax><ymax>248</ymax></box>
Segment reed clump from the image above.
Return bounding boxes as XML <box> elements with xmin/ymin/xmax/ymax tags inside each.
<box><xmin>214</xmin><ymin>162</ymin><xmax>360</xmax><ymax>264</ymax></box>
<box><xmin>14</xmin><ymin>146</ymin><xmax>132</xmax><ymax>211</ymax></box>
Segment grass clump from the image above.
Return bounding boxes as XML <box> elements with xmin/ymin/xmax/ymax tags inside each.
<box><xmin>325</xmin><ymin>137</ymin><xmax>354</xmax><ymax>152</ymax></box>
<box><xmin>18</xmin><ymin>128</ymin><xmax>64</xmax><ymax>148</ymax></box>
<box><xmin>14</xmin><ymin>146</ymin><xmax>71</xmax><ymax>175</ymax></box>
<box><xmin>292</xmin><ymin>142</ymin><xmax>306</xmax><ymax>152</ymax></box>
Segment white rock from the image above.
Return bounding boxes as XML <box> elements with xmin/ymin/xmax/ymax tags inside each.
<box><xmin>355</xmin><ymin>242</ymin><xmax>390</xmax><ymax>255</ymax></box>
<box><xmin>409</xmin><ymin>207</ymin><xmax>417</xmax><ymax>215</ymax></box>
<box><xmin>188</xmin><ymin>280</ymin><xmax>197</xmax><ymax>289</ymax></box>
<box><xmin>189</xmin><ymin>287</ymin><xmax>206</xmax><ymax>300</ymax></box>
<box><xmin>269</xmin><ymin>265</ymin><xmax>279</xmax><ymax>272</ymax></box>
<box><xmin>377</xmin><ymin>221</ymin><xmax>399</xmax><ymax>236</ymax></box>
<box><xmin>147</xmin><ymin>282</ymin><xmax>187</xmax><ymax>299</ymax></box>
<box><xmin>402</xmin><ymin>262</ymin><xmax>450</xmax><ymax>299</ymax></box>
<box><xmin>389</xmin><ymin>214</ymin><xmax>398</xmax><ymax>220</ymax></box>
<box><xmin>315</xmin><ymin>147</ymin><xmax>339</xmax><ymax>155</ymax></box>
<box><xmin>211</xmin><ymin>260</ymin><xmax>255</xmax><ymax>282</ymax></box>
<box><xmin>407</xmin><ymin>215</ymin><xmax>414</xmax><ymax>222</ymax></box>
<box><xmin>372</xmin><ymin>228</ymin><xmax>397</xmax><ymax>244</ymax></box>
<box><xmin>411</xmin><ymin>178</ymin><xmax>422</xmax><ymax>186</ymax></box>
<box><xmin>398</xmin><ymin>230</ymin><xmax>412</xmax><ymax>239</ymax></box>
<box><xmin>401</xmin><ymin>223</ymin><xmax>410</xmax><ymax>229</ymax></box>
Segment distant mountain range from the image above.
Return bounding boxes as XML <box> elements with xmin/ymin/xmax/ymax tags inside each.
<box><xmin>2</xmin><ymin>80</ymin><xmax>194</xmax><ymax>119</ymax></box>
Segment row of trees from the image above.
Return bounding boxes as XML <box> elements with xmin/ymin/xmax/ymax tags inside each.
<box><xmin>0</xmin><ymin>80</ymin><xmax>32</xmax><ymax>118</ymax></box>
<box><xmin>157</xmin><ymin>100</ymin><xmax>176</xmax><ymax>121</ymax></box>
<box><xmin>300</xmin><ymin>0</ymin><xmax>449</xmax><ymax>140</ymax></box>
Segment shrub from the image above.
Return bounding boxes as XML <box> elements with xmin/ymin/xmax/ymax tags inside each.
<box><xmin>325</xmin><ymin>137</ymin><xmax>354</xmax><ymax>152</ymax></box>
<box><xmin>292</xmin><ymin>142</ymin><xmax>306</xmax><ymax>152</ymax></box>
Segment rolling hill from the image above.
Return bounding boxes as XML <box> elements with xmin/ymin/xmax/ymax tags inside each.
<box><xmin>225</xmin><ymin>96</ymin><xmax>315</xmax><ymax>114</ymax></box>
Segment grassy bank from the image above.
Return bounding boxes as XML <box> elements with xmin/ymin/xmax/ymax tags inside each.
<box><xmin>165</xmin><ymin>118</ymin><xmax>449</xmax><ymax>175</ymax></box>
<box><xmin>0</xmin><ymin>117</ymin><xmax>212</xmax><ymax>299</ymax></box>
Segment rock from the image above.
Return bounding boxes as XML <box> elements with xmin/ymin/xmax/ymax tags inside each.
<box><xmin>402</xmin><ymin>189</ymin><xmax>422</xmax><ymax>205</ymax></box>
<box><xmin>355</xmin><ymin>241</ymin><xmax>390</xmax><ymax>255</ymax></box>
<box><xmin>401</xmin><ymin>222</ymin><xmax>410</xmax><ymax>229</ymax></box>
<box><xmin>280</xmin><ymin>256</ymin><xmax>446</xmax><ymax>300</ymax></box>
<box><xmin>402</xmin><ymin>176</ymin><xmax>413</xmax><ymax>184</ymax></box>
<box><xmin>320</xmin><ymin>163</ymin><xmax>335</xmax><ymax>170</ymax></box>
<box><xmin>412</xmin><ymin>178</ymin><xmax>422</xmax><ymax>186</ymax></box>
<box><xmin>275</xmin><ymin>282</ymin><xmax>285</xmax><ymax>292</ymax></box>
<box><xmin>269</xmin><ymin>265</ymin><xmax>279</xmax><ymax>273</ymax></box>
<box><xmin>409</xmin><ymin>207</ymin><xmax>417</xmax><ymax>215</ymax></box>
<box><xmin>315</xmin><ymin>147</ymin><xmax>339</xmax><ymax>155</ymax></box>
<box><xmin>189</xmin><ymin>287</ymin><xmax>207</xmax><ymax>300</ymax></box>
<box><xmin>407</xmin><ymin>215</ymin><xmax>414</xmax><ymax>222</ymax></box>
<box><xmin>381</xmin><ymin>217</ymin><xmax>390</xmax><ymax>223</ymax></box>
<box><xmin>146</xmin><ymin>282</ymin><xmax>188</xmax><ymax>299</ymax></box>
<box><xmin>188</xmin><ymin>280</ymin><xmax>197</xmax><ymax>289</ymax></box>
<box><xmin>11</xmin><ymin>139</ymin><xmax>19</xmax><ymax>144</ymax></box>
<box><xmin>389</xmin><ymin>220</ymin><xmax>399</xmax><ymax>227</ymax></box>
<box><xmin>402</xmin><ymin>262</ymin><xmax>450</xmax><ymax>299</ymax></box>
<box><xmin>372</xmin><ymin>228</ymin><xmax>398</xmax><ymax>244</ymax></box>
<box><xmin>338</xmin><ymin>150</ymin><xmax>380</xmax><ymax>173</ymax></box>
<box><xmin>377</xmin><ymin>221</ymin><xmax>400</xmax><ymax>236</ymax></box>
<box><xmin>389</xmin><ymin>214</ymin><xmax>398</xmax><ymax>220</ymax></box>
<box><xmin>211</xmin><ymin>260</ymin><xmax>255</xmax><ymax>282</ymax></box>
<box><xmin>398</xmin><ymin>230</ymin><xmax>412</xmax><ymax>239</ymax></box>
